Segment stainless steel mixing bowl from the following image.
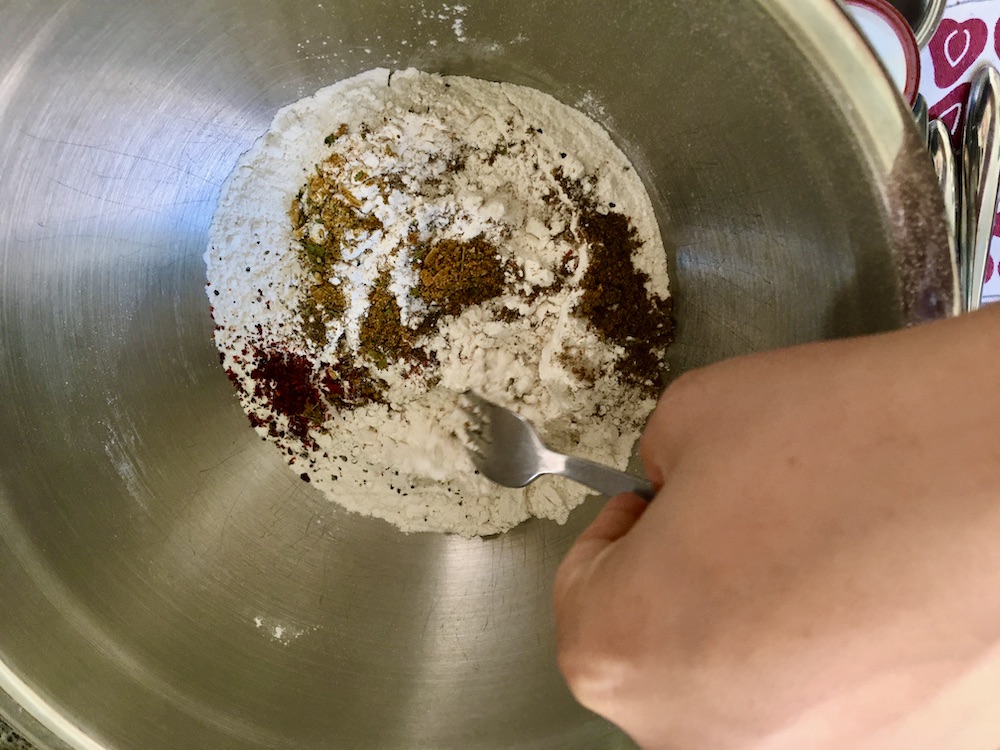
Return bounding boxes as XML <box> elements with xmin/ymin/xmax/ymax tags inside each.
<box><xmin>889</xmin><ymin>0</ymin><xmax>947</xmax><ymax>48</ymax></box>
<box><xmin>0</xmin><ymin>1</ymin><xmax>951</xmax><ymax>748</ymax></box>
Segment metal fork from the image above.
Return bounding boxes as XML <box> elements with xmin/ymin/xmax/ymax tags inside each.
<box><xmin>462</xmin><ymin>392</ymin><xmax>656</xmax><ymax>501</ymax></box>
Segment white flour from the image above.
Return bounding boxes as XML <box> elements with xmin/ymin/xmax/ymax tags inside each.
<box><xmin>206</xmin><ymin>68</ymin><xmax>671</xmax><ymax>536</ymax></box>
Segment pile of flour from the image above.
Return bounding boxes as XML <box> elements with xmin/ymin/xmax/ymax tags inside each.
<box><xmin>206</xmin><ymin>68</ymin><xmax>670</xmax><ymax>536</ymax></box>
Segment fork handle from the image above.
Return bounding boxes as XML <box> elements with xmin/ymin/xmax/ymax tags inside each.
<box><xmin>560</xmin><ymin>456</ymin><xmax>656</xmax><ymax>501</ymax></box>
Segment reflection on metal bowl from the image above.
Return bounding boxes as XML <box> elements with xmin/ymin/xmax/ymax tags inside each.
<box><xmin>0</xmin><ymin>1</ymin><xmax>950</xmax><ymax>749</ymax></box>
<box><xmin>888</xmin><ymin>0</ymin><xmax>947</xmax><ymax>48</ymax></box>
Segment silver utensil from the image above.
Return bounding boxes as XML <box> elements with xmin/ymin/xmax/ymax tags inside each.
<box><xmin>960</xmin><ymin>65</ymin><xmax>1000</xmax><ymax>313</ymax></box>
<box><xmin>463</xmin><ymin>393</ymin><xmax>655</xmax><ymax>501</ymax></box>
<box><xmin>928</xmin><ymin>118</ymin><xmax>962</xmax><ymax>316</ymax></box>
<box><xmin>913</xmin><ymin>94</ymin><xmax>929</xmax><ymax>145</ymax></box>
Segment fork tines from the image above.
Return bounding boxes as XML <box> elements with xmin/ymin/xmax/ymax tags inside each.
<box><xmin>460</xmin><ymin>391</ymin><xmax>493</xmax><ymax>462</ymax></box>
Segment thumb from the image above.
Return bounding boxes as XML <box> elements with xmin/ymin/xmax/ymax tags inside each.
<box><xmin>553</xmin><ymin>492</ymin><xmax>648</xmax><ymax>613</ymax></box>
<box><xmin>553</xmin><ymin>493</ymin><xmax>649</xmax><ymax>709</ymax></box>
<box><xmin>575</xmin><ymin>492</ymin><xmax>650</xmax><ymax>547</ymax></box>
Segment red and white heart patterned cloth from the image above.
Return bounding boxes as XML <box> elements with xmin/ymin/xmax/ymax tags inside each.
<box><xmin>921</xmin><ymin>0</ymin><xmax>1000</xmax><ymax>303</ymax></box>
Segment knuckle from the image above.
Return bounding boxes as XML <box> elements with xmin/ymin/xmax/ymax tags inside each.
<box><xmin>554</xmin><ymin>574</ymin><xmax>642</xmax><ymax>714</ymax></box>
<box><xmin>557</xmin><ymin>623</ymin><xmax>634</xmax><ymax>712</ymax></box>
<box><xmin>641</xmin><ymin>370</ymin><xmax>699</xmax><ymax>453</ymax></box>
<box><xmin>658</xmin><ymin>367</ymin><xmax>711</xmax><ymax>412</ymax></box>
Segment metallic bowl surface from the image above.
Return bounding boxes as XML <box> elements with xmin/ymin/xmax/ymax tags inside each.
<box><xmin>0</xmin><ymin>1</ymin><xmax>951</xmax><ymax>748</ymax></box>
<box><xmin>888</xmin><ymin>0</ymin><xmax>947</xmax><ymax>48</ymax></box>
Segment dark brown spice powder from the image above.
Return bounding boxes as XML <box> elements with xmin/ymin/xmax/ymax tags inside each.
<box><xmin>551</xmin><ymin>168</ymin><xmax>673</xmax><ymax>391</ymax></box>
<box><xmin>575</xmin><ymin>207</ymin><xmax>674</xmax><ymax>390</ymax></box>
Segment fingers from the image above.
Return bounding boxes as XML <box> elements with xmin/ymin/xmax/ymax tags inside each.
<box><xmin>554</xmin><ymin>493</ymin><xmax>647</xmax><ymax>609</ymax></box>
<box><xmin>553</xmin><ymin>493</ymin><xmax>649</xmax><ymax>714</ymax></box>
<box><xmin>639</xmin><ymin>400</ymin><xmax>669</xmax><ymax>488</ymax></box>
<box><xmin>575</xmin><ymin>492</ymin><xmax>650</xmax><ymax>545</ymax></box>
<box><xmin>641</xmin><ymin>366</ymin><xmax>722</xmax><ymax>488</ymax></box>
<box><xmin>555</xmin><ymin>493</ymin><xmax>648</xmax><ymax>599</ymax></box>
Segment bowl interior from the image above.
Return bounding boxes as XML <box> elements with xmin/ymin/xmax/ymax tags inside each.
<box><xmin>0</xmin><ymin>1</ymin><xmax>947</xmax><ymax>748</ymax></box>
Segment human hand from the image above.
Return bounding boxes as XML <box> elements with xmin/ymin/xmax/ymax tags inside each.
<box><xmin>554</xmin><ymin>306</ymin><xmax>1000</xmax><ymax>750</ymax></box>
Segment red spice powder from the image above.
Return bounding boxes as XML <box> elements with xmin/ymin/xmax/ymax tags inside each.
<box><xmin>250</xmin><ymin>348</ymin><xmax>327</xmax><ymax>441</ymax></box>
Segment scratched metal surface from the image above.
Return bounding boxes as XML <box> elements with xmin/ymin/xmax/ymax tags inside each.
<box><xmin>1</xmin><ymin>717</ymin><xmax>32</xmax><ymax>750</ymax></box>
<box><xmin>0</xmin><ymin>1</ymin><xmax>950</xmax><ymax>748</ymax></box>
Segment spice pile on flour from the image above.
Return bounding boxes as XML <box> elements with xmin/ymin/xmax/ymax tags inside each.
<box><xmin>206</xmin><ymin>68</ymin><xmax>672</xmax><ymax>536</ymax></box>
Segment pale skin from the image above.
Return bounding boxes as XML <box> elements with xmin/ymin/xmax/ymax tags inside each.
<box><xmin>553</xmin><ymin>304</ymin><xmax>1000</xmax><ymax>750</ymax></box>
